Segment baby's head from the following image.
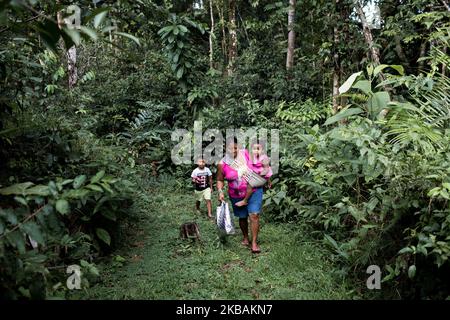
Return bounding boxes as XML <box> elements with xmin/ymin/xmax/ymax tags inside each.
<box><xmin>251</xmin><ymin>140</ymin><xmax>266</xmax><ymax>157</ymax></box>
<box><xmin>197</xmin><ymin>158</ymin><xmax>206</xmax><ymax>169</ymax></box>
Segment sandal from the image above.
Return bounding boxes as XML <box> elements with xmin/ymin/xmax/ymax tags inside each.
<box><xmin>251</xmin><ymin>247</ymin><xmax>261</xmax><ymax>254</ymax></box>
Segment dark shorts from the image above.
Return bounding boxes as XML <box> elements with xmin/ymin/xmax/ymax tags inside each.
<box><xmin>230</xmin><ymin>187</ymin><xmax>263</xmax><ymax>218</ymax></box>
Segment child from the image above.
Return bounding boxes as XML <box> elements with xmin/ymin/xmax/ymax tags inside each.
<box><xmin>191</xmin><ymin>158</ymin><xmax>213</xmax><ymax>218</ymax></box>
<box><xmin>235</xmin><ymin>141</ymin><xmax>272</xmax><ymax>207</ymax></box>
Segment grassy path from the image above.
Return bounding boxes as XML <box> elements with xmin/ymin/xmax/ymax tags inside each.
<box><xmin>84</xmin><ymin>184</ymin><xmax>352</xmax><ymax>299</ymax></box>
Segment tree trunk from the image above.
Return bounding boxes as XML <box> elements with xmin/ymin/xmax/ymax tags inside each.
<box><xmin>56</xmin><ymin>2</ymin><xmax>77</xmax><ymax>89</ymax></box>
<box><xmin>286</xmin><ymin>0</ymin><xmax>296</xmax><ymax>71</ymax></box>
<box><xmin>227</xmin><ymin>0</ymin><xmax>237</xmax><ymax>76</ymax></box>
<box><xmin>354</xmin><ymin>0</ymin><xmax>391</xmax><ymax>119</ymax></box>
<box><xmin>216</xmin><ymin>1</ymin><xmax>227</xmax><ymax>72</ymax></box>
<box><xmin>354</xmin><ymin>0</ymin><xmax>381</xmax><ymax>66</ymax></box>
<box><xmin>419</xmin><ymin>41</ymin><xmax>427</xmax><ymax>70</ymax></box>
<box><xmin>394</xmin><ymin>36</ymin><xmax>408</xmax><ymax>66</ymax></box>
<box><xmin>209</xmin><ymin>0</ymin><xmax>215</xmax><ymax>69</ymax></box>
<box><xmin>332</xmin><ymin>23</ymin><xmax>340</xmax><ymax>114</ymax></box>
<box><xmin>67</xmin><ymin>46</ymin><xmax>77</xmax><ymax>88</ymax></box>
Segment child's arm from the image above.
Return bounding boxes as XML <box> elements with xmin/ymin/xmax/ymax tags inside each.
<box><xmin>267</xmin><ymin>177</ymin><xmax>272</xmax><ymax>189</ymax></box>
<box><xmin>209</xmin><ymin>175</ymin><xmax>213</xmax><ymax>191</ymax></box>
<box><xmin>261</xmin><ymin>156</ymin><xmax>270</xmax><ymax>168</ymax></box>
<box><xmin>191</xmin><ymin>171</ymin><xmax>197</xmax><ymax>185</ymax></box>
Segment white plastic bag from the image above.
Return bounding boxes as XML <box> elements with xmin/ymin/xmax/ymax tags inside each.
<box><xmin>216</xmin><ymin>201</ymin><xmax>235</xmax><ymax>235</ymax></box>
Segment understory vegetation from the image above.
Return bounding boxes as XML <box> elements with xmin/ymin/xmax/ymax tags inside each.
<box><xmin>1</xmin><ymin>0</ymin><xmax>449</xmax><ymax>299</ymax></box>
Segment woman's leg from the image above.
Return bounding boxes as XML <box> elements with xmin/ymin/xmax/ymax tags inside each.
<box><xmin>247</xmin><ymin>187</ymin><xmax>263</xmax><ymax>253</ymax></box>
<box><xmin>249</xmin><ymin>213</ymin><xmax>260</xmax><ymax>252</ymax></box>
<box><xmin>239</xmin><ymin>218</ymin><xmax>249</xmax><ymax>245</ymax></box>
<box><xmin>231</xmin><ymin>197</ymin><xmax>250</xmax><ymax>246</ymax></box>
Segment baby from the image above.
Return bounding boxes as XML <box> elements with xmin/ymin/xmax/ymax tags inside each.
<box><xmin>235</xmin><ymin>141</ymin><xmax>272</xmax><ymax>207</ymax></box>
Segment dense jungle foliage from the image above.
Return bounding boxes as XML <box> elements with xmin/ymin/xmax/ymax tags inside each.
<box><xmin>0</xmin><ymin>0</ymin><xmax>449</xmax><ymax>299</ymax></box>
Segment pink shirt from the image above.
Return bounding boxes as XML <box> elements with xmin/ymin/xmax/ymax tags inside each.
<box><xmin>221</xmin><ymin>149</ymin><xmax>253</xmax><ymax>199</ymax></box>
<box><xmin>249</xmin><ymin>154</ymin><xmax>273</xmax><ymax>178</ymax></box>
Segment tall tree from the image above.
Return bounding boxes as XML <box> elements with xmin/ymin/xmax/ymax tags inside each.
<box><xmin>354</xmin><ymin>0</ymin><xmax>381</xmax><ymax>66</ymax></box>
<box><xmin>216</xmin><ymin>0</ymin><xmax>228</xmax><ymax>70</ymax></box>
<box><xmin>286</xmin><ymin>0</ymin><xmax>296</xmax><ymax>71</ymax></box>
<box><xmin>332</xmin><ymin>0</ymin><xmax>341</xmax><ymax>113</ymax></box>
<box><xmin>209</xmin><ymin>0</ymin><xmax>215</xmax><ymax>69</ymax></box>
<box><xmin>227</xmin><ymin>0</ymin><xmax>237</xmax><ymax>76</ymax></box>
<box><xmin>56</xmin><ymin>2</ymin><xmax>78</xmax><ymax>89</ymax></box>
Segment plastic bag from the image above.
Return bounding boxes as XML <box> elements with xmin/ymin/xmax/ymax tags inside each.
<box><xmin>216</xmin><ymin>201</ymin><xmax>235</xmax><ymax>235</ymax></box>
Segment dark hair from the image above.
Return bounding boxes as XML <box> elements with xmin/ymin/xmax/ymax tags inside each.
<box><xmin>252</xmin><ymin>139</ymin><xmax>267</xmax><ymax>150</ymax></box>
<box><xmin>225</xmin><ymin>136</ymin><xmax>238</xmax><ymax>146</ymax></box>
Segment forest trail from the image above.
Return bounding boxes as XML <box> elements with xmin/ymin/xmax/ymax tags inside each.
<box><xmin>84</xmin><ymin>184</ymin><xmax>352</xmax><ymax>300</ymax></box>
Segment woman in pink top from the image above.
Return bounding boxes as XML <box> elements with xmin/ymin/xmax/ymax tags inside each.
<box><xmin>235</xmin><ymin>140</ymin><xmax>272</xmax><ymax>207</ymax></box>
<box><xmin>216</xmin><ymin>137</ymin><xmax>265</xmax><ymax>253</ymax></box>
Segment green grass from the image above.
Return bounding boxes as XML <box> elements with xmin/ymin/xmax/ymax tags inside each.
<box><xmin>82</xmin><ymin>184</ymin><xmax>353</xmax><ymax>300</ymax></box>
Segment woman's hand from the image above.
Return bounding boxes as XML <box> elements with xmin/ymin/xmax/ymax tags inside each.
<box><xmin>217</xmin><ymin>163</ymin><xmax>225</xmax><ymax>202</ymax></box>
<box><xmin>218</xmin><ymin>190</ymin><xmax>225</xmax><ymax>202</ymax></box>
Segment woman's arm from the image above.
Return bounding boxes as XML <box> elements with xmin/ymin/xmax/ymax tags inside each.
<box><xmin>216</xmin><ymin>163</ymin><xmax>225</xmax><ymax>201</ymax></box>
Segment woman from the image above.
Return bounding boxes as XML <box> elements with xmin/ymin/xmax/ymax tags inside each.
<box><xmin>216</xmin><ymin>137</ymin><xmax>265</xmax><ymax>253</ymax></box>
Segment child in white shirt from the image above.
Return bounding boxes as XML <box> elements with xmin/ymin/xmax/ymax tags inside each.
<box><xmin>191</xmin><ymin>158</ymin><xmax>213</xmax><ymax>218</ymax></box>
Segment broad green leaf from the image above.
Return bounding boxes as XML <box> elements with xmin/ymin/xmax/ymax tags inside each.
<box><xmin>25</xmin><ymin>185</ymin><xmax>50</xmax><ymax>196</ymax></box>
<box><xmin>369</xmin><ymin>91</ymin><xmax>390</xmax><ymax>115</ymax></box>
<box><xmin>80</xmin><ymin>259</ymin><xmax>90</xmax><ymax>267</ymax></box>
<box><xmin>390</xmin><ymin>65</ymin><xmax>404</xmax><ymax>75</ymax></box>
<box><xmin>157</xmin><ymin>26</ymin><xmax>174</xmax><ymax>35</ymax></box>
<box><xmin>14</xmin><ymin>196</ymin><xmax>27</xmax><ymax>206</ymax></box>
<box><xmin>373</xmin><ymin>64</ymin><xmax>389</xmax><ymax>77</ymax></box>
<box><xmin>353</xmin><ymin>80</ymin><xmax>372</xmax><ymax>95</ymax></box>
<box><xmin>338</xmin><ymin>71</ymin><xmax>362</xmax><ymax>94</ymax></box>
<box><xmin>55</xmin><ymin>199</ymin><xmax>70</xmax><ymax>215</ymax></box>
<box><xmin>100</xmin><ymin>183</ymin><xmax>114</xmax><ymax>194</ymax></box>
<box><xmin>34</xmin><ymin>20</ymin><xmax>61</xmax><ymax>52</ymax></box>
<box><xmin>79</xmin><ymin>26</ymin><xmax>98</xmax><ymax>41</ymax></box>
<box><xmin>93</xmin><ymin>196</ymin><xmax>108</xmax><ymax>213</ymax></box>
<box><xmin>398</xmin><ymin>247</ymin><xmax>414</xmax><ymax>254</ymax></box>
<box><xmin>408</xmin><ymin>265</ymin><xmax>416</xmax><ymax>279</ymax></box>
<box><xmin>90</xmin><ymin>170</ymin><xmax>105</xmax><ymax>184</ymax></box>
<box><xmin>86</xmin><ymin>184</ymin><xmax>103</xmax><ymax>192</ymax></box>
<box><xmin>366</xmin><ymin>64</ymin><xmax>374</xmax><ymax>77</ymax></box>
<box><xmin>84</xmin><ymin>7</ymin><xmax>109</xmax><ymax>24</ymax></box>
<box><xmin>4</xmin><ymin>209</ymin><xmax>18</xmax><ymax>225</ymax></box>
<box><xmin>115</xmin><ymin>32</ymin><xmax>140</xmax><ymax>46</ymax></box>
<box><xmin>65</xmin><ymin>189</ymin><xmax>90</xmax><ymax>199</ymax></box>
<box><xmin>73</xmin><ymin>175</ymin><xmax>87</xmax><ymax>189</ymax></box>
<box><xmin>63</xmin><ymin>27</ymin><xmax>81</xmax><ymax>46</ymax></box>
<box><xmin>176</xmin><ymin>66</ymin><xmax>184</xmax><ymax>79</ymax></box>
<box><xmin>0</xmin><ymin>182</ymin><xmax>34</xmax><ymax>195</ymax></box>
<box><xmin>94</xmin><ymin>10</ymin><xmax>108</xmax><ymax>28</ymax></box>
<box><xmin>21</xmin><ymin>222</ymin><xmax>45</xmax><ymax>245</ymax></box>
<box><xmin>62</xmin><ymin>179</ymin><xmax>74</xmax><ymax>186</ymax></box>
<box><xmin>96</xmin><ymin>228</ymin><xmax>111</xmax><ymax>245</ymax></box>
<box><xmin>7</xmin><ymin>230</ymin><xmax>26</xmax><ymax>254</ymax></box>
<box><xmin>324</xmin><ymin>107</ymin><xmax>364</xmax><ymax>125</ymax></box>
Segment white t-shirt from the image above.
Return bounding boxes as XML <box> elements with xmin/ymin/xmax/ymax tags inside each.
<box><xmin>191</xmin><ymin>167</ymin><xmax>212</xmax><ymax>190</ymax></box>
